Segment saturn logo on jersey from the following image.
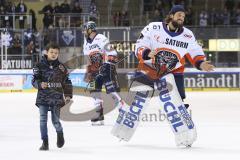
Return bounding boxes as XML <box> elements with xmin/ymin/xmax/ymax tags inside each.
<box><xmin>165</xmin><ymin>38</ymin><xmax>188</xmax><ymax>49</ymax></box>
<box><xmin>122</xmin><ymin>91</ymin><xmax>149</xmax><ymax>128</ymax></box>
<box><xmin>157</xmin><ymin>78</ymin><xmax>184</xmax><ymax>132</ymax></box>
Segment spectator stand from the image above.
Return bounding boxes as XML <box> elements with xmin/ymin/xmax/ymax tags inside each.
<box><xmin>0</xmin><ymin>28</ymin><xmax>40</xmax><ymax>69</ymax></box>
<box><xmin>39</xmin><ymin>1</ymin><xmax>95</xmax><ymax>29</ymax></box>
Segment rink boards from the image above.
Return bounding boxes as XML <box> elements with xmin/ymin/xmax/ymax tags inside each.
<box><xmin>0</xmin><ymin>68</ymin><xmax>240</xmax><ymax>92</ymax></box>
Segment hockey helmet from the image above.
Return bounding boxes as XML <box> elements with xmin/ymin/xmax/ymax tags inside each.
<box><xmin>83</xmin><ymin>21</ymin><xmax>96</xmax><ymax>36</ymax></box>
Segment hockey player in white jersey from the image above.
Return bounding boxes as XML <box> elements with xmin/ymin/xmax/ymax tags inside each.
<box><xmin>112</xmin><ymin>5</ymin><xmax>214</xmax><ymax>146</ymax></box>
<box><xmin>83</xmin><ymin>21</ymin><xmax>125</xmax><ymax>125</ymax></box>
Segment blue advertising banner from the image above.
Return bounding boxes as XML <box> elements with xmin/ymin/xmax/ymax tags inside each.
<box><xmin>69</xmin><ymin>73</ymin><xmax>88</xmax><ymax>88</ymax></box>
<box><xmin>1</xmin><ymin>69</ymin><xmax>240</xmax><ymax>92</ymax></box>
<box><xmin>22</xmin><ymin>73</ymin><xmax>88</xmax><ymax>90</ymax></box>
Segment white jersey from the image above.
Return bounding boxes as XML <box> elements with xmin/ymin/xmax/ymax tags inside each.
<box><xmin>135</xmin><ymin>22</ymin><xmax>206</xmax><ymax>79</ymax></box>
<box><xmin>83</xmin><ymin>33</ymin><xmax>117</xmax><ymax>58</ymax></box>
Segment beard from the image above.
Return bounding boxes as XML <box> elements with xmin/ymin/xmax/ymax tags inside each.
<box><xmin>171</xmin><ymin>19</ymin><xmax>184</xmax><ymax>29</ymax></box>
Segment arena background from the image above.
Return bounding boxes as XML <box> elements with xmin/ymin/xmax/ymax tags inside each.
<box><xmin>1</xmin><ymin>0</ymin><xmax>240</xmax><ymax>92</ymax></box>
<box><xmin>0</xmin><ymin>1</ymin><xmax>240</xmax><ymax>160</ymax></box>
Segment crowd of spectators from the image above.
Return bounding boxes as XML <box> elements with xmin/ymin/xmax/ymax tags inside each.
<box><xmin>146</xmin><ymin>0</ymin><xmax>191</xmax><ymax>23</ymax></box>
<box><xmin>0</xmin><ymin>0</ymin><xmax>99</xmax><ymax>30</ymax></box>
<box><xmin>0</xmin><ymin>0</ymin><xmax>99</xmax><ymax>59</ymax></box>
<box><xmin>40</xmin><ymin>0</ymin><xmax>99</xmax><ymax>29</ymax></box>
<box><xmin>148</xmin><ymin>0</ymin><xmax>240</xmax><ymax>27</ymax></box>
<box><xmin>0</xmin><ymin>0</ymin><xmax>39</xmax><ymax>57</ymax></box>
<box><xmin>0</xmin><ymin>1</ymin><xmax>38</xmax><ymax>57</ymax></box>
<box><xmin>88</xmin><ymin>0</ymin><xmax>98</xmax><ymax>22</ymax></box>
<box><xmin>0</xmin><ymin>0</ymin><xmax>239</xmax><ymax>30</ymax></box>
<box><xmin>113</xmin><ymin>10</ymin><xmax>129</xmax><ymax>27</ymax></box>
<box><xmin>199</xmin><ymin>0</ymin><xmax>240</xmax><ymax>27</ymax></box>
<box><xmin>40</xmin><ymin>0</ymin><xmax>83</xmax><ymax>29</ymax></box>
<box><xmin>0</xmin><ymin>0</ymin><xmax>31</xmax><ymax>29</ymax></box>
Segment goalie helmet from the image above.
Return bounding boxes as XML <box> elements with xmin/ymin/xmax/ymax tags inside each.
<box><xmin>83</xmin><ymin>21</ymin><xmax>96</xmax><ymax>38</ymax></box>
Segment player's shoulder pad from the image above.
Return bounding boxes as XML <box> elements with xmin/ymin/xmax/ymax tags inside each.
<box><xmin>140</xmin><ymin>22</ymin><xmax>162</xmax><ymax>37</ymax></box>
<box><xmin>148</xmin><ymin>22</ymin><xmax>162</xmax><ymax>29</ymax></box>
<box><xmin>95</xmin><ymin>33</ymin><xmax>109</xmax><ymax>43</ymax></box>
<box><xmin>145</xmin><ymin>22</ymin><xmax>162</xmax><ymax>32</ymax></box>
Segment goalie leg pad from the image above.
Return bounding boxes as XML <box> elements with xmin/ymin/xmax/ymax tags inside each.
<box><xmin>156</xmin><ymin>73</ymin><xmax>197</xmax><ymax>147</ymax></box>
<box><xmin>111</xmin><ymin>76</ymin><xmax>153</xmax><ymax>141</ymax></box>
<box><xmin>111</xmin><ymin>90</ymin><xmax>151</xmax><ymax>141</ymax></box>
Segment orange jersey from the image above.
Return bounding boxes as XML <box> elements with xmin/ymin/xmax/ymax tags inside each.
<box><xmin>135</xmin><ymin>22</ymin><xmax>206</xmax><ymax>79</ymax></box>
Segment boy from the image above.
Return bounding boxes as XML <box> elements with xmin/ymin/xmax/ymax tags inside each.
<box><xmin>32</xmin><ymin>43</ymin><xmax>73</xmax><ymax>150</ymax></box>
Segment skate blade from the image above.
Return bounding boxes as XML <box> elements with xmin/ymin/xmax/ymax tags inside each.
<box><xmin>176</xmin><ymin>142</ymin><xmax>193</xmax><ymax>148</ymax></box>
<box><xmin>91</xmin><ymin>121</ymin><xmax>104</xmax><ymax>126</ymax></box>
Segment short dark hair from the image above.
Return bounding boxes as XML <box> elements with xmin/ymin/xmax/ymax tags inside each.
<box><xmin>46</xmin><ymin>42</ymin><xmax>60</xmax><ymax>51</ymax></box>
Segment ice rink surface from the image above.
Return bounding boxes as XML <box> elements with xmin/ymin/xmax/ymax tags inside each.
<box><xmin>0</xmin><ymin>91</ymin><xmax>240</xmax><ymax>160</ymax></box>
